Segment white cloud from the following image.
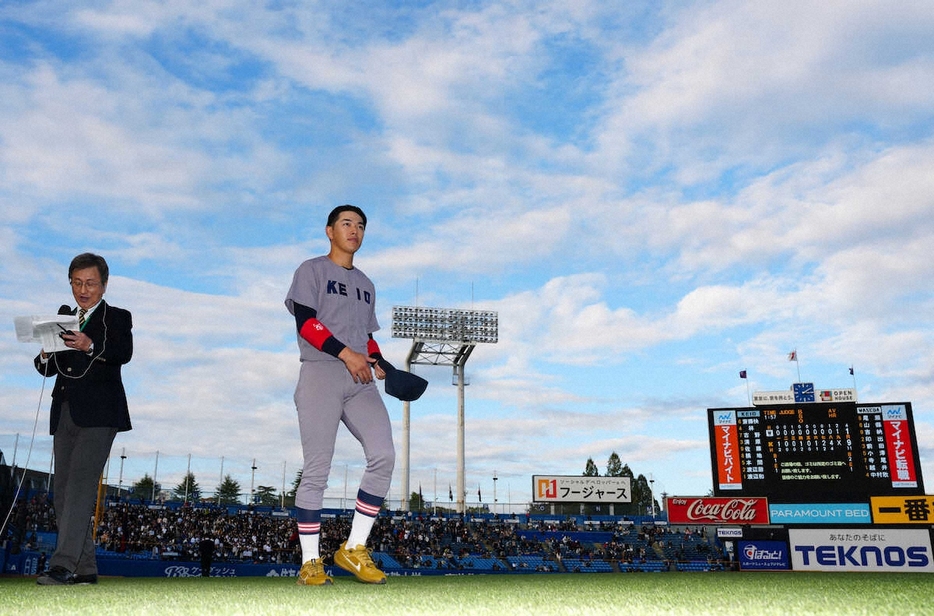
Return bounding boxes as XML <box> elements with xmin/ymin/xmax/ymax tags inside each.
<box><xmin>2</xmin><ymin>0</ymin><xmax>933</xmax><ymax>506</ymax></box>
<box><xmin>595</xmin><ymin>1</ymin><xmax>934</xmax><ymax>181</ymax></box>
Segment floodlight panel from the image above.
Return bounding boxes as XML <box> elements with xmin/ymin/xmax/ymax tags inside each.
<box><xmin>392</xmin><ymin>306</ymin><xmax>498</xmax><ymax>343</ymax></box>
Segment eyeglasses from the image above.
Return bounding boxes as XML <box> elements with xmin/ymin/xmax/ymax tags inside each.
<box><xmin>70</xmin><ymin>280</ymin><xmax>102</xmax><ymax>290</ymax></box>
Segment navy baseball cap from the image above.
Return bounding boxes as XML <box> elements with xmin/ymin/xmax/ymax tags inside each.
<box><xmin>375</xmin><ymin>357</ymin><xmax>428</xmax><ymax>401</ymax></box>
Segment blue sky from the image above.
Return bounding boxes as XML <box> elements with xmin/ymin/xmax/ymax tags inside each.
<box><xmin>2</xmin><ymin>1</ymin><xmax>933</xmax><ymax>511</ymax></box>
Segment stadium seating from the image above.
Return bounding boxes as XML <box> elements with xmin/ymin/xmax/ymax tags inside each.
<box><xmin>674</xmin><ymin>561</ymin><xmax>722</xmax><ymax>572</ymax></box>
<box><xmin>562</xmin><ymin>558</ymin><xmax>614</xmax><ymax>573</ymax></box>
<box><xmin>371</xmin><ymin>552</ymin><xmax>402</xmax><ymax>570</ymax></box>
<box><xmin>4</xmin><ymin>498</ymin><xmax>731</xmax><ymax>577</ymax></box>
<box><xmin>457</xmin><ymin>556</ymin><xmax>506</xmax><ymax>571</ymax></box>
<box><xmin>505</xmin><ymin>555</ymin><xmax>560</xmax><ymax>572</ymax></box>
<box><xmin>618</xmin><ymin>560</ymin><xmax>667</xmax><ymax>573</ymax></box>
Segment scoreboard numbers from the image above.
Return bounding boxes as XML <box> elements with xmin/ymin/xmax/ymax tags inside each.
<box><xmin>708</xmin><ymin>402</ymin><xmax>924</xmax><ymax>503</ymax></box>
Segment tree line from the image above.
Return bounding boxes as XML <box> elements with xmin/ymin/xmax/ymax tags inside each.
<box><xmin>580</xmin><ymin>451</ymin><xmax>660</xmax><ymax>516</ymax></box>
<box><xmin>127</xmin><ymin>471</ymin><xmax>298</xmax><ymax>507</ymax></box>
<box><xmin>525</xmin><ymin>452</ymin><xmax>659</xmax><ymax>517</ymax></box>
<box><xmin>125</xmin><ymin>454</ymin><xmax>660</xmax><ymax>516</ymax></box>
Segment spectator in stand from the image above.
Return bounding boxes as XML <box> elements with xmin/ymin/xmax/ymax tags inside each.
<box><xmin>199</xmin><ymin>535</ymin><xmax>214</xmax><ymax>577</ymax></box>
<box><xmin>91</xmin><ymin>502</ymin><xmax>728</xmax><ymax>574</ymax></box>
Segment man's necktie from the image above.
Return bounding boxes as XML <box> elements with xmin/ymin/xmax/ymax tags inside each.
<box><xmin>78</xmin><ymin>308</ymin><xmax>87</xmax><ymax>329</ymax></box>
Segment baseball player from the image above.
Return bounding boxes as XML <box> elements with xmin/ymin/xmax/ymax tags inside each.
<box><xmin>285</xmin><ymin>205</ymin><xmax>394</xmax><ymax>585</ymax></box>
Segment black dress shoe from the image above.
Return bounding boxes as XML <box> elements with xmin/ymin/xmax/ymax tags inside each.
<box><xmin>73</xmin><ymin>573</ymin><xmax>98</xmax><ymax>584</ymax></box>
<box><xmin>37</xmin><ymin>566</ymin><xmax>76</xmax><ymax>585</ymax></box>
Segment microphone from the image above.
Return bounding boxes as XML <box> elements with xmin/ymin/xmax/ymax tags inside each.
<box><xmin>56</xmin><ymin>305</ymin><xmax>75</xmax><ymax>340</ymax></box>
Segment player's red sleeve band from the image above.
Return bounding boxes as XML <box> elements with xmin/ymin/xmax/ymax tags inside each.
<box><xmin>300</xmin><ymin>318</ymin><xmax>335</xmax><ymax>351</ymax></box>
<box><xmin>300</xmin><ymin>318</ymin><xmax>347</xmax><ymax>358</ymax></box>
<box><xmin>367</xmin><ymin>338</ymin><xmax>382</xmax><ymax>357</ymax></box>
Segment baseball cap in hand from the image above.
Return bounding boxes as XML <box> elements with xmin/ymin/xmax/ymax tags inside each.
<box><xmin>375</xmin><ymin>357</ymin><xmax>428</xmax><ymax>401</ymax></box>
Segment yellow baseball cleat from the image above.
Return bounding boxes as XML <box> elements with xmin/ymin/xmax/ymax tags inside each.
<box><xmin>334</xmin><ymin>542</ymin><xmax>387</xmax><ymax>584</ymax></box>
<box><xmin>296</xmin><ymin>559</ymin><xmax>333</xmax><ymax>586</ymax></box>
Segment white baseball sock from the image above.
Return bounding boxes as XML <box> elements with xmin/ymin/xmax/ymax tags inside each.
<box><xmin>300</xmin><ymin>533</ymin><xmax>320</xmax><ymax>562</ymax></box>
<box><xmin>346</xmin><ymin>512</ymin><xmax>376</xmax><ymax>549</ymax></box>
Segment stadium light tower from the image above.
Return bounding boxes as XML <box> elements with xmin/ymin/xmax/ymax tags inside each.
<box><xmin>392</xmin><ymin>306</ymin><xmax>498</xmax><ymax>513</ymax></box>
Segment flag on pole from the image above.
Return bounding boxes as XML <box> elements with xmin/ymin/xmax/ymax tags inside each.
<box><xmin>788</xmin><ymin>350</ymin><xmax>797</xmax><ymax>361</ymax></box>
<box><xmin>849</xmin><ymin>366</ymin><xmax>854</xmax><ymax>375</ymax></box>
<box><xmin>740</xmin><ymin>369</ymin><xmax>751</xmax><ymax>406</ymax></box>
<box><xmin>478</xmin><ymin>486</ymin><xmax>482</xmax><ymax>503</ymax></box>
<box><xmin>448</xmin><ymin>485</ymin><xmax>453</xmax><ymax>502</ymax></box>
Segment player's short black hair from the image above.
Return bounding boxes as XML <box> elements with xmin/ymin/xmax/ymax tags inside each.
<box><xmin>327</xmin><ymin>204</ymin><xmax>367</xmax><ymax>228</ymax></box>
<box><xmin>68</xmin><ymin>253</ymin><xmax>110</xmax><ymax>286</ymax></box>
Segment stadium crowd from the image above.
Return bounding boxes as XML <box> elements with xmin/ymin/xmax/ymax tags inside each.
<box><xmin>6</xmin><ymin>495</ymin><xmax>725</xmax><ymax>571</ymax></box>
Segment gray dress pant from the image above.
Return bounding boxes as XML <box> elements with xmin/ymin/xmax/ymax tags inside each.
<box><xmin>50</xmin><ymin>402</ymin><xmax>117</xmax><ymax>575</ymax></box>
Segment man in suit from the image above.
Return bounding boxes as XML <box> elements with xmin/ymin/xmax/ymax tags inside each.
<box><xmin>34</xmin><ymin>253</ymin><xmax>133</xmax><ymax>585</ymax></box>
<box><xmin>199</xmin><ymin>535</ymin><xmax>215</xmax><ymax>577</ymax></box>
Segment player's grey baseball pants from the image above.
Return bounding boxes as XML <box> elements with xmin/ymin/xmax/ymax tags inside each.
<box><xmin>294</xmin><ymin>360</ymin><xmax>395</xmax><ymax>510</ymax></box>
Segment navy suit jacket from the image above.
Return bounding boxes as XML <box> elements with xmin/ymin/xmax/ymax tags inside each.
<box><xmin>34</xmin><ymin>300</ymin><xmax>133</xmax><ymax>434</ymax></box>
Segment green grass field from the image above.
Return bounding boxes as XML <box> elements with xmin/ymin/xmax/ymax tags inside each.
<box><xmin>2</xmin><ymin>572</ymin><xmax>933</xmax><ymax>616</ymax></box>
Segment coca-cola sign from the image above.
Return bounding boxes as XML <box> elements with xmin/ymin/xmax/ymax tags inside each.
<box><xmin>666</xmin><ymin>496</ymin><xmax>770</xmax><ymax>525</ymax></box>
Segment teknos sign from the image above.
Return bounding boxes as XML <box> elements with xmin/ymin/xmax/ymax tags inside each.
<box><xmin>789</xmin><ymin>529</ymin><xmax>934</xmax><ymax>572</ymax></box>
<box><xmin>666</xmin><ymin>497</ymin><xmax>770</xmax><ymax>525</ymax></box>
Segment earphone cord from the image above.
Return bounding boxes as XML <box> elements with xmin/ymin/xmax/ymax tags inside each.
<box><xmin>0</xmin><ymin>359</ymin><xmax>50</xmax><ymax>541</ymax></box>
<box><xmin>53</xmin><ymin>303</ymin><xmax>107</xmax><ymax>381</ymax></box>
<box><xmin>1</xmin><ymin>303</ymin><xmax>109</xmax><ymax>537</ymax></box>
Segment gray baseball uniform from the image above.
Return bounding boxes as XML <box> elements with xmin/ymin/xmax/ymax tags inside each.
<box><xmin>285</xmin><ymin>256</ymin><xmax>395</xmax><ymax>511</ymax></box>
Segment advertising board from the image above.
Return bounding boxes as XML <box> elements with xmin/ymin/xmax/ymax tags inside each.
<box><xmin>666</xmin><ymin>496</ymin><xmax>770</xmax><ymax>525</ymax></box>
<box><xmin>789</xmin><ymin>528</ymin><xmax>934</xmax><ymax>572</ymax></box>
<box><xmin>532</xmin><ymin>475</ymin><xmax>631</xmax><ymax>503</ymax></box>
<box><xmin>738</xmin><ymin>540</ymin><xmax>790</xmax><ymax>571</ymax></box>
<box><xmin>870</xmin><ymin>495</ymin><xmax>934</xmax><ymax>524</ymax></box>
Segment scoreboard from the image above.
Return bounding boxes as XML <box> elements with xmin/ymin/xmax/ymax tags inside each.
<box><xmin>708</xmin><ymin>402</ymin><xmax>924</xmax><ymax>503</ymax></box>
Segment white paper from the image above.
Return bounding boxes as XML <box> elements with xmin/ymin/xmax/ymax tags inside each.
<box><xmin>14</xmin><ymin>315</ymin><xmax>81</xmax><ymax>353</ymax></box>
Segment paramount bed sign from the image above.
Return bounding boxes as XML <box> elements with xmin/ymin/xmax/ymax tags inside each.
<box><xmin>666</xmin><ymin>497</ymin><xmax>770</xmax><ymax>525</ymax></box>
